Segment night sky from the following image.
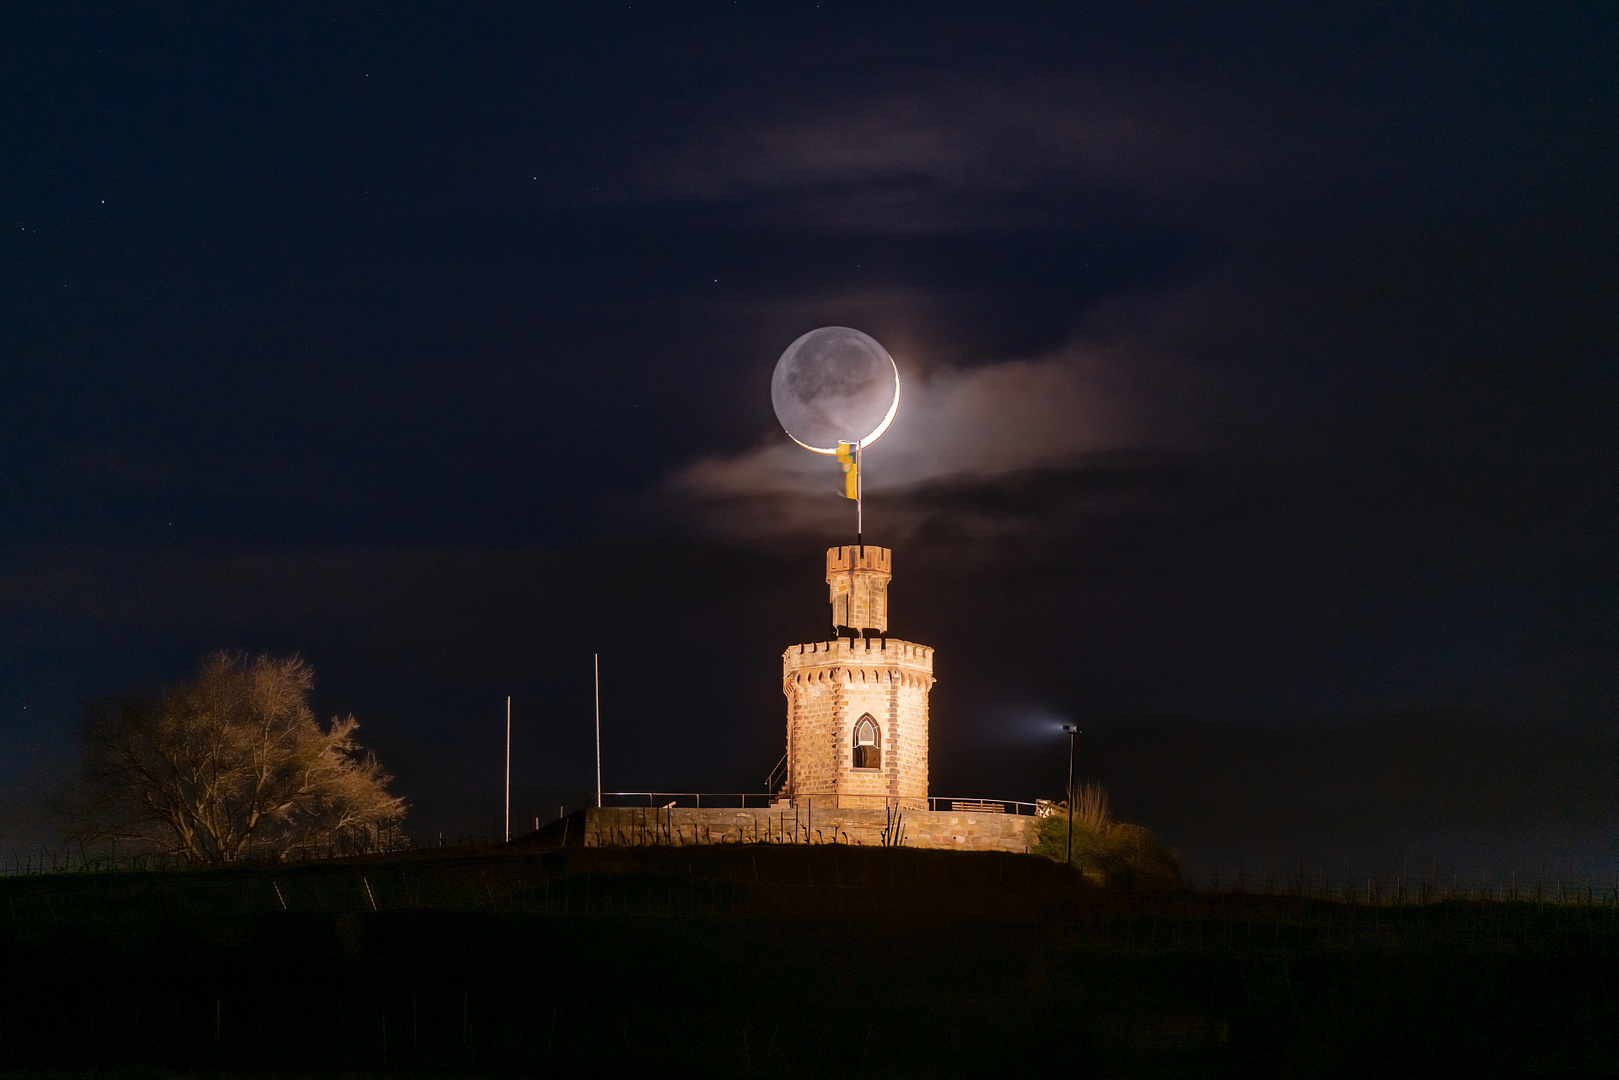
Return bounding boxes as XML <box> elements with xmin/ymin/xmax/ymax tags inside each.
<box><xmin>4</xmin><ymin>4</ymin><xmax>1616</xmax><ymax>879</ymax></box>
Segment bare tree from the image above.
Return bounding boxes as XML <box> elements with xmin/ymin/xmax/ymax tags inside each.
<box><xmin>79</xmin><ymin>652</ymin><xmax>406</xmax><ymax>863</ymax></box>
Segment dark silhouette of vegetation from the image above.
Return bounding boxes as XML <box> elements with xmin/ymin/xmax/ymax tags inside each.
<box><xmin>1</xmin><ymin>844</ymin><xmax>1616</xmax><ymax>1076</ymax></box>
<box><xmin>76</xmin><ymin>652</ymin><xmax>405</xmax><ymax>864</ymax></box>
<box><xmin>1034</xmin><ymin>785</ymin><xmax>1182</xmax><ymax>889</ymax></box>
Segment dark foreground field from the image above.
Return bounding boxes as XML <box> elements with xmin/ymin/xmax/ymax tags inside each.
<box><xmin>1</xmin><ymin>843</ymin><xmax>1616</xmax><ymax>1077</ymax></box>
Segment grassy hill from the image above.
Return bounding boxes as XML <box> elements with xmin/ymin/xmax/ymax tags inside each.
<box><xmin>2</xmin><ymin>843</ymin><xmax>1616</xmax><ymax>1076</ymax></box>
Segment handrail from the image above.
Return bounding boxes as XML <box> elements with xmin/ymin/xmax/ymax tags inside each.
<box><xmin>928</xmin><ymin>797</ymin><xmax>1038</xmax><ymax>816</ymax></box>
<box><xmin>594</xmin><ymin>792</ymin><xmax>1039</xmax><ymax>815</ymax></box>
<box><xmin>600</xmin><ymin>791</ymin><xmax>779</xmax><ymax>809</ymax></box>
<box><xmin>765</xmin><ymin>753</ymin><xmax>788</xmax><ymax>795</ymax></box>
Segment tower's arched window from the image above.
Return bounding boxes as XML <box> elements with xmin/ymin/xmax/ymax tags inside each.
<box><xmin>853</xmin><ymin>715</ymin><xmax>881</xmax><ymax>769</ymax></box>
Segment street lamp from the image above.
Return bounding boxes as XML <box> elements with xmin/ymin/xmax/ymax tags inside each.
<box><xmin>1062</xmin><ymin>724</ymin><xmax>1080</xmax><ymax>864</ymax></box>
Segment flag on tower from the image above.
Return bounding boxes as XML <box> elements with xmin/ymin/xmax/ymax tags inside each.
<box><xmin>836</xmin><ymin>441</ymin><xmax>858</xmax><ymax>500</ymax></box>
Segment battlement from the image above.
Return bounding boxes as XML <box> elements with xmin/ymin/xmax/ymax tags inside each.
<box><xmin>782</xmin><ymin>637</ymin><xmax>934</xmax><ymax>676</ymax></box>
<box><xmin>826</xmin><ymin>545</ymin><xmax>891</xmax><ymax>574</ymax></box>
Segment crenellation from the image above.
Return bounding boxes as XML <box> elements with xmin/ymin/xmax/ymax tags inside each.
<box><xmin>783</xmin><ymin>638</ymin><xmax>933</xmax><ymax>674</ymax></box>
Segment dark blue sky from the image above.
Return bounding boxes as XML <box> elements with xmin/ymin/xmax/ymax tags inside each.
<box><xmin>3</xmin><ymin>3</ymin><xmax>1616</xmax><ymax>877</ymax></box>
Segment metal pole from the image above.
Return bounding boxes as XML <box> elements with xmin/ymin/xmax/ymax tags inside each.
<box><xmin>594</xmin><ymin>654</ymin><xmax>602</xmax><ymax>808</ymax></box>
<box><xmin>1063</xmin><ymin>725</ymin><xmax>1078</xmax><ymax>864</ymax></box>
<box><xmin>504</xmin><ymin>696</ymin><xmax>512</xmax><ymax>843</ymax></box>
<box><xmin>856</xmin><ymin>437</ymin><xmax>863</xmax><ymax>547</ymax></box>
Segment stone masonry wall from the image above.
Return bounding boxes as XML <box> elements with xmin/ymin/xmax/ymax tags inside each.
<box><xmin>548</xmin><ymin>806</ymin><xmax>1032</xmax><ymax>855</ymax></box>
<box><xmin>783</xmin><ymin>637</ymin><xmax>932</xmax><ymax>809</ymax></box>
<box><xmin>827</xmin><ymin>545</ymin><xmax>891</xmax><ymax>632</ymax></box>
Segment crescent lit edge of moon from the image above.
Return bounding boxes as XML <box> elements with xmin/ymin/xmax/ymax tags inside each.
<box><xmin>783</xmin><ymin>356</ymin><xmax>903</xmax><ymax>456</ymax></box>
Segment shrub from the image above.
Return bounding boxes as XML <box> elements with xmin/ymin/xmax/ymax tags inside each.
<box><xmin>1031</xmin><ymin>801</ymin><xmax>1181</xmax><ymax>890</ymax></box>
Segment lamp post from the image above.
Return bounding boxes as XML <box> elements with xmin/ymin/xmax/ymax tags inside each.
<box><xmin>594</xmin><ymin>654</ymin><xmax>602</xmax><ymax>809</ymax></box>
<box><xmin>1062</xmin><ymin>724</ymin><xmax>1079</xmax><ymax>864</ymax></box>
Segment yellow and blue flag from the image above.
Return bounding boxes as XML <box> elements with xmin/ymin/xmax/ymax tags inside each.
<box><xmin>836</xmin><ymin>441</ymin><xmax>858</xmax><ymax>500</ymax></box>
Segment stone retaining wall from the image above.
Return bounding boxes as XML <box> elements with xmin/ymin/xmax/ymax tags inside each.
<box><xmin>533</xmin><ymin>805</ymin><xmax>1033</xmax><ymax>854</ymax></box>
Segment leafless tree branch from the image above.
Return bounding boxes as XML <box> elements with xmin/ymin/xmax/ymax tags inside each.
<box><xmin>76</xmin><ymin>652</ymin><xmax>406</xmax><ymax>864</ymax></box>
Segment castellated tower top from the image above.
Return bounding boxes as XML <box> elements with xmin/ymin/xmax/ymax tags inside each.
<box><xmin>827</xmin><ymin>545</ymin><xmax>891</xmax><ymax>633</ymax></box>
<box><xmin>785</xmin><ymin>546</ymin><xmax>929</xmax><ymax>810</ymax></box>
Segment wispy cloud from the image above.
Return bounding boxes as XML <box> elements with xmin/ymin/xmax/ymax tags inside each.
<box><xmin>668</xmin><ymin>320</ymin><xmax>1207</xmax><ymax>540</ymax></box>
<box><xmin>627</xmin><ymin>73</ymin><xmax>1254</xmax><ymax>230</ymax></box>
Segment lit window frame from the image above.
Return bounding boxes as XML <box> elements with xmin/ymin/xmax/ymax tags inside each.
<box><xmin>852</xmin><ymin>714</ymin><xmax>881</xmax><ymax>770</ymax></box>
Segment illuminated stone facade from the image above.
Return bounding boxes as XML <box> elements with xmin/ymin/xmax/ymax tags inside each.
<box><xmin>518</xmin><ymin>545</ymin><xmax>1037</xmax><ymax>851</ymax></box>
<box><xmin>780</xmin><ymin>546</ymin><xmax>932</xmax><ymax>810</ymax></box>
<box><xmin>826</xmin><ymin>544</ymin><xmax>891</xmax><ymax>632</ymax></box>
<box><xmin>557</xmin><ymin>804</ymin><xmax>1031</xmax><ymax>852</ymax></box>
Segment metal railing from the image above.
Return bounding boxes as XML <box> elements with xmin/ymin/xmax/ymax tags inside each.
<box><xmin>596</xmin><ymin>792</ymin><xmax>1037</xmax><ymax>814</ymax></box>
<box><xmin>764</xmin><ymin>754</ymin><xmax>787</xmax><ymax>795</ymax></box>
<box><xmin>928</xmin><ymin>797</ymin><xmax>1038</xmax><ymax>815</ymax></box>
<box><xmin>1188</xmin><ymin>870</ymin><xmax>1619</xmax><ymax>907</ymax></box>
<box><xmin>600</xmin><ymin>792</ymin><xmax>780</xmax><ymax>809</ymax></box>
<box><xmin>1</xmin><ymin>833</ymin><xmax>420</xmax><ymax>877</ymax></box>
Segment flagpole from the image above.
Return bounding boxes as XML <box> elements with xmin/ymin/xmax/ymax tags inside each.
<box><xmin>856</xmin><ymin>437</ymin><xmax>863</xmax><ymax>548</ymax></box>
<box><xmin>504</xmin><ymin>695</ymin><xmax>511</xmax><ymax>843</ymax></box>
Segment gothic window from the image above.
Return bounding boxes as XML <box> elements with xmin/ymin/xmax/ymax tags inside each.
<box><xmin>852</xmin><ymin>714</ymin><xmax>881</xmax><ymax>769</ymax></box>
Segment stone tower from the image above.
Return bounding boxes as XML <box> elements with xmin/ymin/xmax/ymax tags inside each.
<box><xmin>780</xmin><ymin>545</ymin><xmax>933</xmax><ymax>810</ymax></box>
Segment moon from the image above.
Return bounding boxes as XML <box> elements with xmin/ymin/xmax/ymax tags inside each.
<box><xmin>770</xmin><ymin>326</ymin><xmax>901</xmax><ymax>455</ymax></box>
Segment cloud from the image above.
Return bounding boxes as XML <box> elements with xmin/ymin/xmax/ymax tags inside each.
<box><xmin>629</xmin><ymin>73</ymin><xmax>1254</xmax><ymax>230</ymax></box>
<box><xmin>668</xmin><ymin>325</ymin><xmax>1206</xmax><ymax>540</ymax></box>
